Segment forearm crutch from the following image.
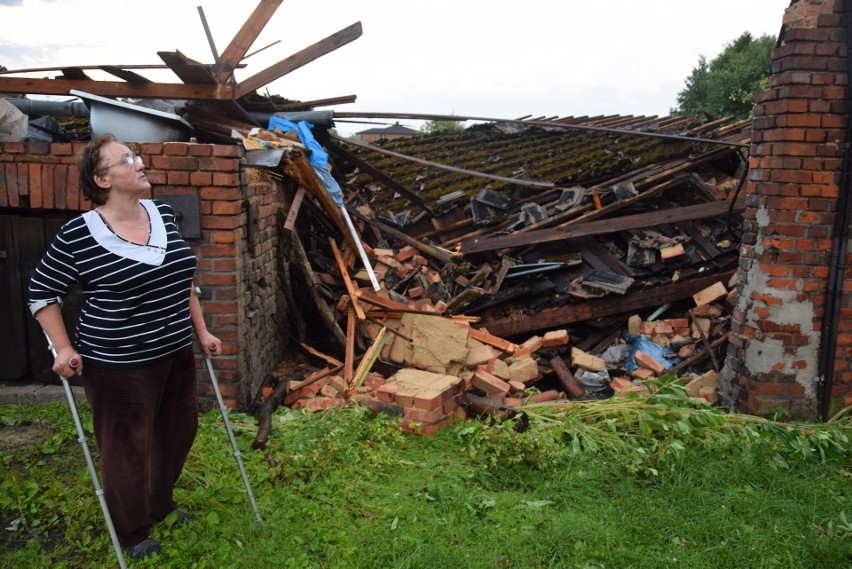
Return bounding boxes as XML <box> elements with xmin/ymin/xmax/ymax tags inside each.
<box><xmin>202</xmin><ymin>342</ymin><xmax>264</xmax><ymax>523</ymax></box>
<box><xmin>44</xmin><ymin>334</ymin><xmax>128</xmax><ymax>569</ymax></box>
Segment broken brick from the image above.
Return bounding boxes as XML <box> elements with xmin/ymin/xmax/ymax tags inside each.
<box><xmin>293</xmin><ymin>397</ymin><xmax>347</xmax><ymax>412</ymax></box>
<box><xmin>471</xmin><ymin>368</ymin><xmax>511</xmax><ymax>395</ymax></box>
<box><xmin>571</xmin><ymin>347</ymin><xmax>606</xmax><ymax>372</ymax></box>
<box><xmin>541</xmin><ymin>329</ymin><xmax>570</xmax><ymax>347</ymax></box>
<box><xmin>634</xmin><ymin>350</ymin><xmax>666</xmax><ymax>375</ymax></box>
<box><xmin>507</xmin><ymin>357</ymin><xmax>539</xmax><ymax>383</ymax></box>
<box><xmin>693</xmin><ymin>281</ymin><xmax>727</xmax><ymax>306</ymax></box>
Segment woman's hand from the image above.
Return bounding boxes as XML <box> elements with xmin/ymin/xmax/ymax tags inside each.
<box><xmin>53</xmin><ymin>345</ymin><xmax>83</xmax><ymax>378</ymax></box>
<box><xmin>198</xmin><ymin>329</ymin><xmax>222</xmax><ymax>357</ymax></box>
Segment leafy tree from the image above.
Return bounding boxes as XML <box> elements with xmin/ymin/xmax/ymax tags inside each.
<box><xmin>420</xmin><ymin>118</ymin><xmax>465</xmax><ymax>134</ymax></box>
<box><xmin>672</xmin><ymin>32</ymin><xmax>776</xmax><ymax>119</ymax></box>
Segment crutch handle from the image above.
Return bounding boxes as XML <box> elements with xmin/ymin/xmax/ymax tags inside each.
<box><xmin>69</xmin><ymin>357</ymin><xmax>80</xmax><ymax>369</ymax></box>
<box><xmin>208</xmin><ymin>342</ymin><xmax>218</xmax><ymax>351</ymax></box>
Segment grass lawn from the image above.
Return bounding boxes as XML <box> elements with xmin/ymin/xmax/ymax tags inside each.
<box><xmin>1</xmin><ymin>382</ymin><xmax>850</xmax><ymax>568</ymax></box>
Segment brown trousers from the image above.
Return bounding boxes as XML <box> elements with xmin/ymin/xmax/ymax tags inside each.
<box><xmin>82</xmin><ymin>347</ymin><xmax>198</xmax><ymax>546</ymax></box>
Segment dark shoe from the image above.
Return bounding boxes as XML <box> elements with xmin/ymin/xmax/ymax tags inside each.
<box><xmin>125</xmin><ymin>536</ymin><xmax>161</xmax><ymax>560</ymax></box>
<box><xmin>153</xmin><ymin>509</ymin><xmax>195</xmax><ymax>527</ymax></box>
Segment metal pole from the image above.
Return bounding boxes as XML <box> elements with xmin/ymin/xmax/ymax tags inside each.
<box><xmin>44</xmin><ymin>334</ymin><xmax>127</xmax><ymax>569</ymax></box>
<box><xmin>339</xmin><ymin>205</ymin><xmax>381</xmax><ymax>292</ymax></box>
<box><xmin>202</xmin><ymin>342</ymin><xmax>264</xmax><ymax>523</ymax></box>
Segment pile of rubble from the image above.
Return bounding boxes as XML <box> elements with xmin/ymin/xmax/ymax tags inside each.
<box><xmin>238</xmin><ymin>108</ymin><xmax>749</xmax><ymax>438</ymax></box>
<box><xmin>252</xmin><ymin>223</ymin><xmax>735</xmax><ymax>442</ymax></box>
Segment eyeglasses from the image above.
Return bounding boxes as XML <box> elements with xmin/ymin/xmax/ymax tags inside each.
<box><xmin>100</xmin><ymin>154</ymin><xmax>143</xmax><ymax>172</ymax></box>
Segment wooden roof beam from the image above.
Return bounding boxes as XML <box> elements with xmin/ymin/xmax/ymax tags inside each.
<box><xmin>479</xmin><ymin>270</ymin><xmax>736</xmax><ymax>338</ymax></box>
<box><xmin>213</xmin><ymin>0</ymin><xmax>284</xmax><ymax>84</ymax></box>
<box><xmin>0</xmin><ymin>76</ymin><xmax>234</xmax><ymax>99</ymax></box>
<box><xmin>235</xmin><ymin>21</ymin><xmax>363</xmax><ymax>99</ymax></box>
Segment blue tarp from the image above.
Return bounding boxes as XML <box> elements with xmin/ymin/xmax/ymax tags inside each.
<box><xmin>268</xmin><ymin>117</ymin><xmax>343</xmax><ymax>207</ymax></box>
<box><xmin>623</xmin><ymin>334</ymin><xmax>681</xmax><ymax>372</ymax></box>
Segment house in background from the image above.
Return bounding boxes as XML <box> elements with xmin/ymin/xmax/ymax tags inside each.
<box><xmin>355</xmin><ymin>122</ymin><xmax>419</xmax><ymax>144</ymax></box>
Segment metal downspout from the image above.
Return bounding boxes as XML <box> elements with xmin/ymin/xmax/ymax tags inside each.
<box><xmin>817</xmin><ymin>0</ymin><xmax>852</xmax><ymax>419</ymax></box>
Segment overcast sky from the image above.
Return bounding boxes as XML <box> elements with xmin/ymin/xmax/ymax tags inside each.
<box><xmin>1</xmin><ymin>0</ymin><xmax>791</xmax><ymax>136</ymax></box>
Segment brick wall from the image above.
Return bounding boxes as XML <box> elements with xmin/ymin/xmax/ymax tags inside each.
<box><xmin>723</xmin><ymin>0</ymin><xmax>852</xmax><ymax>418</ymax></box>
<box><xmin>0</xmin><ymin>140</ymin><xmax>290</xmax><ymax>410</ymax></box>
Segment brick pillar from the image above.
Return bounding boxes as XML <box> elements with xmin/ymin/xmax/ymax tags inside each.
<box><xmin>722</xmin><ymin>0</ymin><xmax>852</xmax><ymax>418</ymax></box>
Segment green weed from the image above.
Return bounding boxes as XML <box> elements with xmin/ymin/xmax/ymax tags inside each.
<box><xmin>1</xmin><ymin>397</ymin><xmax>850</xmax><ymax>568</ymax></box>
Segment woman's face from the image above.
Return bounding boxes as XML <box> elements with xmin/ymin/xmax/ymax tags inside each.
<box><xmin>97</xmin><ymin>142</ymin><xmax>150</xmax><ymax>198</ymax></box>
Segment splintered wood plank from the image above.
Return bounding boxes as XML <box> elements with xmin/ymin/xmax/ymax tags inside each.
<box><xmin>575</xmin><ymin>236</ymin><xmax>634</xmax><ymax>277</ymax></box>
<box><xmin>283</xmin><ymin>187</ymin><xmax>306</xmax><ymax>234</ymax></box>
<box><xmin>280</xmin><ymin>154</ymin><xmax>349</xmax><ymax>238</ymax></box>
<box><xmin>345</xmin><ymin>305</ymin><xmax>356</xmax><ymax>381</ymax></box>
<box><xmin>479</xmin><ymin>270</ymin><xmax>735</xmax><ymax>338</ymax></box>
<box><xmin>59</xmin><ymin>67</ymin><xmax>91</xmax><ymax>80</ymax></box>
<box><xmin>235</xmin><ymin>22</ymin><xmax>363</xmax><ymax>98</ymax></box>
<box><xmin>469</xmin><ymin>328</ymin><xmax>519</xmax><ymax>354</ymax></box>
<box><xmin>350</xmin><ymin>327</ymin><xmax>388</xmax><ymax>389</ymax></box>
<box><xmin>99</xmin><ymin>66</ymin><xmax>152</xmax><ymax>83</ymax></box>
<box><xmin>273</xmin><ymin>94</ymin><xmax>357</xmax><ymax>109</ymax></box>
<box><xmin>157</xmin><ymin>50</ymin><xmax>218</xmax><ymax>84</ymax></box>
<box><xmin>299</xmin><ymin>343</ymin><xmax>343</xmax><ymax>368</ymax></box>
<box><xmin>212</xmin><ymin>0</ymin><xmax>284</xmax><ymax>84</ymax></box>
<box><xmin>681</xmin><ymin>221</ymin><xmax>723</xmax><ymax>259</ymax></box>
<box><xmin>329</xmin><ymin>237</ymin><xmax>366</xmax><ymax>321</ymax></box>
<box><xmin>0</xmin><ymin>76</ymin><xmax>235</xmax><ymax>99</ymax></box>
<box><xmin>462</xmin><ymin>195</ymin><xmax>744</xmax><ymax>255</ymax></box>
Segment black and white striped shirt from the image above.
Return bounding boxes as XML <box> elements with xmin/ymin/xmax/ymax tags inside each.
<box><xmin>28</xmin><ymin>199</ymin><xmax>197</xmax><ymax>369</ymax></box>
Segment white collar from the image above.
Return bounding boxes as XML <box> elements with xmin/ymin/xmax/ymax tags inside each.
<box><xmin>83</xmin><ymin>200</ymin><xmax>167</xmax><ymax>266</ymax></box>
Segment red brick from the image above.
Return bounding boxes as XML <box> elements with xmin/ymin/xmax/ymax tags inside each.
<box><xmin>191</xmin><ymin>172</ymin><xmax>213</xmax><ymax>186</ymax></box>
<box><xmin>317</xmin><ymin>383</ymin><xmax>339</xmax><ymax>398</ymax></box>
<box><xmin>188</xmin><ymin>144</ymin><xmax>213</xmax><ymax>157</ymax></box>
<box><xmin>212</xmin><ymin>201</ymin><xmax>242</xmax><ymax>215</ymax></box>
<box><xmin>395</xmin><ymin>246</ymin><xmax>417</xmax><ymax>262</ymax></box>
<box><xmin>163</xmin><ymin>142</ymin><xmax>189</xmax><ymax>156</ymax></box>
<box><xmin>42</xmin><ymin>165</ymin><xmax>55</xmax><ymax>209</ymax></box>
<box><xmin>28</xmin><ymin>164</ymin><xmax>41</xmax><ymax>207</ymax></box>
<box><xmin>541</xmin><ymin>329</ymin><xmax>569</xmax><ymax>347</ymax></box>
<box><xmin>471</xmin><ymin>368</ymin><xmax>510</xmax><ymax>395</ymax></box>
<box><xmin>635</xmin><ymin>351</ymin><xmax>666</xmax><ymax>375</ymax></box>
<box><xmin>528</xmin><ymin>390</ymin><xmax>559</xmax><ymax>403</ymax></box>
<box><xmin>612</xmin><ymin>377</ymin><xmax>649</xmax><ymax>396</ymax></box>
<box><xmin>404</xmin><ymin>406</ymin><xmax>446</xmax><ymax>424</ymax></box>
<box><xmin>363</xmin><ymin>374</ymin><xmax>386</xmax><ymax>390</ymax></box>
<box><xmin>213</xmin><ymin>172</ymin><xmax>241</xmax><ymax>186</ymax></box>
<box><xmin>167</xmin><ymin>171</ymin><xmax>191</xmax><ymax>185</ymax></box>
<box><xmin>53</xmin><ymin>166</ymin><xmax>66</xmax><ymax>209</ymax></box>
<box><xmin>413</xmin><ymin>391</ymin><xmax>444</xmax><ymax>411</ymax></box>
<box><xmin>399</xmin><ymin>416</ymin><xmax>452</xmax><ymax>437</ymax></box>
<box><xmin>213</xmin><ymin>145</ymin><xmax>243</xmax><ymax>157</ymax></box>
<box><xmin>294</xmin><ymin>397</ymin><xmax>347</xmax><ymax>412</ymax></box>
<box><xmin>441</xmin><ymin>395</ymin><xmax>461</xmax><ymax>415</ymax></box>
<box><xmin>151</xmin><ymin>156</ymin><xmax>197</xmax><ymax>171</ymax></box>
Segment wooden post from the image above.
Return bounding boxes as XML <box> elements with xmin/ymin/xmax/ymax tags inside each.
<box><xmin>549</xmin><ymin>356</ymin><xmax>585</xmax><ymax>398</ymax></box>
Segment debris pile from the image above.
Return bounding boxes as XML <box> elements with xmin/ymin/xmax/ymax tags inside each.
<box><xmin>237</xmin><ymin>107</ymin><xmax>748</xmax><ymax>436</ymax></box>
<box><xmin>0</xmin><ymin>4</ymin><xmax>748</xmax><ymax>437</ymax></box>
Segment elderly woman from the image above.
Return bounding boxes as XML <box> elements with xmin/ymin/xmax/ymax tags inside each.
<box><xmin>28</xmin><ymin>134</ymin><xmax>220</xmax><ymax>560</ymax></box>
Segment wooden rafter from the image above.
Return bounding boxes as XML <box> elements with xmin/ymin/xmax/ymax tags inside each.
<box><xmin>212</xmin><ymin>0</ymin><xmax>284</xmax><ymax>84</ymax></box>
<box><xmin>0</xmin><ymin>75</ymin><xmax>234</xmax><ymax>99</ymax></box>
<box><xmin>234</xmin><ymin>22</ymin><xmax>363</xmax><ymax>99</ymax></box>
